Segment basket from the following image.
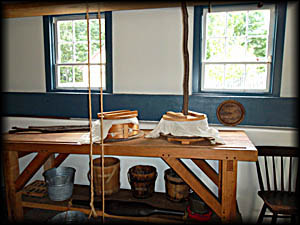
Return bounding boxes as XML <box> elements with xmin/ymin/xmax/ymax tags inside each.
<box><xmin>88</xmin><ymin>157</ymin><xmax>120</xmax><ymax>195</ymax></box>
<box><xmin>128</xmin><ymin>165</ymin><xmax>157</xmax><ymax>199</ymax></box>
<box><xmin>164</xmin><ymin>168</ymin><xmax>190</xmax><ymax>202</ymax></box>
<box><xmin>48</xmin><ymin>211</ymin><xmax>87</xmax><ymax>224</ymax></box>
<box><xmin>43</xmin><ymin>167</ymin><xmax>76</xmax><ymax>201</ymax></box>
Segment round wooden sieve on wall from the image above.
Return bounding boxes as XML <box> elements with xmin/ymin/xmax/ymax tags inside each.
<box><xmin>216</xmin><ymin>100</ymin><xmax>245</xmax><ymax>126</ymax></box>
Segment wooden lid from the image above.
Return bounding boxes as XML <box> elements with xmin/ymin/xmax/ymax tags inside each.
<box><xmin>97</xmin><ymin>110</ymin><xmax>138</xmax><ymax>120</ymax></box>
<box><xmin>162</xmin><ymin>110</ymin><xmax>206</xmax><ymax>122</ymax></box>
<box><xmin>216</xmin><ymin>100</ymin><xmax>245</xmax><ymax>126</ymax></box>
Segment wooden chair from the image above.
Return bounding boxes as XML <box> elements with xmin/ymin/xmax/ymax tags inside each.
<box><xmin>255</xmin><ymin>146</ymin><xmax>299</xmax><ymax>224</ymax></box>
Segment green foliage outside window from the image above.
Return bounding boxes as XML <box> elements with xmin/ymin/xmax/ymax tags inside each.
<box><xmin>57</xmin><ymin>17</ymin><xmax>105</xmax><ymax>87</ymax></box>
<box><xmin>204</xmin><ymin>9</ymin><xmax>270</xmax><ymax>91</ymax></box>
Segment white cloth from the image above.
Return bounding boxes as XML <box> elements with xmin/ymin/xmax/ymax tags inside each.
<box><xmin>77</xmin><ymin>117</ymin><xmax>139</xmax><ymax>144</ymax></box>
<box><xmin>145</xmin><ymin>117</ymin><xmax>225</xmax><ymax>144</ymax></box>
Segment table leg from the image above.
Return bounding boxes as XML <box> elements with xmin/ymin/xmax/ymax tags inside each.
<box><xmin>3</xmin><ymin>151</ymin><xmax>23</xmax><ymax>222</ymax></box>
<box><xmin>218</xmin><ymin>160</ymin><xmax>223</xmax><ymax>200</ymax></box>
<box><xmin>44</xmin><ymin>154</ymin><xmax>55</xmax><ymax>171</ymax></box>
<box><xmin>221</xmin><ymin>160</ymin><xmax>237</xmax><ymax>223</ymax></box>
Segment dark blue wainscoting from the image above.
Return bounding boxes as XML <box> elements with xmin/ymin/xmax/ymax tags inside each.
<box><xmin>1</xmin><ymin>92</ymin><xmax>298</xmax><ymax>127</ymax></box>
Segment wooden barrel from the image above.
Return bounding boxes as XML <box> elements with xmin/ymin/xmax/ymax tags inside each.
<box><xmin>88</xmin><ymin>157</ymin><xmax>120</xmax><ymax>196</ymax></box>
<box><xmin>128</xmin><ymin>165</ymin><xmax>157</xmax><ymax>199</ymax></box>
<box><xmin>164</xmin><ymin>168</ymin><xmax>190</xmax><ymax>202</ymax></box>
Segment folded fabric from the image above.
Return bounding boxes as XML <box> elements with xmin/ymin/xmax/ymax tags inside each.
<box><xmin>145</xmin><ymin>117</ymin><xmax>225</xmax><ymax>144</ymax></box>
<box><xmin>77</xmin><ymin>117</ymin><xmax>139</xmax><ymax>144</ymax></box>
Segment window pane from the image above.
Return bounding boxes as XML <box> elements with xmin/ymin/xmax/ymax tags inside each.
<box><xmin>227</xmin><ymin>11</ymin><xmax>246</xmax><ymax>36</ymax></box>
<box><xmin>91</xmin><ymin>65</ymin><xmax>106</xmax><ymax>88</ymax></box>
<box><xmin>58</xmin><ymin>21</ymin><xmax>73</xmax><ymax>42</ymax></box>
<box><xmin>224</xmin><ymin>64</ymin><xmax>245</xmax><ymax>89</ymax></box>
<box><xmin>245</xmin><ymin>64</ymin><xmax>267</xmax><ymax>89</ymax></box>
<box><xmin>74</xmin><ymin>66</ymin><xmax>84</xmax><ymax>82</ymax></box>
<box><xmin>247</xmin><ymin>37</ymin><xmax>267</xmax><ymax>59</ymax></box>
<box><xmin>75</xmin><ymin>43</ymin><xmax>88</xmax><ymax>62</ymax></box>
<box><xmin>207</xmin><ymin>12</ymin><xmax>226</xmax><ymax>37</ymax></box>
<box><xmin>59</xmin><ymin>66</ymin><xmax>73</xmax><ymax>83</ymax></box>
<box><xmin>75</xmin><ymin>20</ymin><xmax>87</xmax><ymax>41</ymax></box>
<box><xmin>58</xmin><ymin>43</ymin><xmax>73</xmax><ymax>63</ymax></box>
<box><xmin>90</xmin><ymin>19</ymin><xmax>99</xmax><ymax>41</ymax></box>
<box><xmin>248</xmin><ymin>10</ymin><xmax>270</xmax><ymax>35</ymax></box>
<box><xmin>203</xmin><ymin>64</ymin><xmax>224</xmax><ymax>89</ymax></box>
<box><xmin>72</xmin><ymin>65</ymin><xmax>88</xmax><ymax>87</ymax></box>
<box><xmin>206</xmin><ymin>38</ymin><xmax>225</xmax><ymax>60</ymax></box>
<box><xmin>226</xmin><ymin>37</ymin><xmax>246</xmax><ymax>60</ymax></box>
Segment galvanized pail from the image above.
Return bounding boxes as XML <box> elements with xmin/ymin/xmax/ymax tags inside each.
<box><xmin>43</xmin><ymin>167</ymin><xmax>76</xmax><ymax>201</ymax></box>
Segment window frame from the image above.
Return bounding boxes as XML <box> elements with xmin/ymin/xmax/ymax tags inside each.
<box><xmin>192</xmin><ymin>2</ymin><xmax>287</xmax><ymax>96</ymax></box>
<box><xmin>43</xmin><ymin>11</ymin><xmax>113</xmax><ymax>93</ymax></box>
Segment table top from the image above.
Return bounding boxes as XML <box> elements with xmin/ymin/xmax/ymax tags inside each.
<box><xmin>3</xmin><ymin>130</ymin><xmax>257</xmax><ymax>161</ymax></box>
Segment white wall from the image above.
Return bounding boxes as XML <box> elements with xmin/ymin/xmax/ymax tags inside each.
<box><xmin>113</xmin><ymin>7</ymin><xmax>194</xmax><ymax>94</ymax></box>
<box><xmin>2</xmin><ymin>16</ymin><xmax>46</xmax><ymax>92</ymax></box>
<box><xmin>281</xmin><ymin>1</ymin><xmax>299</xmax><ymax>97</ymax></box>
<box><xmin>2</xmin><ymin>3</ymin><xmax>298</xmax><ymax>96</ymax></box>
<box><xmin>1</xmin><ymin>2</ymin><xmax>298</xmax><ymax>224</ymax></box>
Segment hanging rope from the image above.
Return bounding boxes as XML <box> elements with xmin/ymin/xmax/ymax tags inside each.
<box><xmin>181</xmin><ymin>1</ymin><xmax>189</xmax><ymax>115</ymax></box>
<box><xmin>98</xmin><ymin>9</ymin><xmax>106</xmax><ymax>224</ymax></box>
<box><xmin>86</xmin><ymin>6</ymin><xmax>97</xmax><ymax>219</ymax></box>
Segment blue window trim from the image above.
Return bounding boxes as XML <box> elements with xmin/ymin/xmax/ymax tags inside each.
<box><xmin>192</xmin><ymin>2</ymin><xmax>287</xmax><ymax>97</ymax></box>
<box><xmin>43</xmin><ymin>11</ymin><xmax>113</xmax><ymax>93</ymax></box>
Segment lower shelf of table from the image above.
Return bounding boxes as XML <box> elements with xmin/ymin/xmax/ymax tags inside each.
<box><xmin>21</xmin><ymin>183</ymin><xmax>221</xmax><ymax>223</ymax></box>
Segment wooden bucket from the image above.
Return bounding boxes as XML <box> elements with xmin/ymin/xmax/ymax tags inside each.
<box><xmin>88</xmin><ymin>157</ymin><xmax>120</xmax><ymax>196</ymax></box>
<box><xmin>128</xmin><ymin>165</ymin><xmax>157</xmax><ymax>199</ymax></box>
<box><xmin>106</xmin><ymin>123</ymin><xmax>139</xmax><ymax>140</ymax></box>
<box><xmin>97</xmin><ymin>110</ymin><xmax>140</xmax><ymax>141</ymax></box>
<box><xmin>164</xmin><ymin>168</ymin><xmax>189</xmax><ymax>202</ymax></box>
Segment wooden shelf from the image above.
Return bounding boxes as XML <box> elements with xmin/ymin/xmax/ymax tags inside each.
<box><xmin>21</xmin><ymin>183</ymin><xmax>211</xmax><ymax>224</ymax></box>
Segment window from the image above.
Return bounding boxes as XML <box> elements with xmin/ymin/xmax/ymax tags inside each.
<box><xmin>44</xmin><ymin>12</ymin><xmax>112</xmax><ymax>92</ymax></box>
<box><xmin>193</xmin><ymin>3</ymin><xmax>286</xmax><ymax>95</ymax></box>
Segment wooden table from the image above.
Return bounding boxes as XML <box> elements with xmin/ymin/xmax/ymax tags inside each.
<box><xmin>2</xmin><ymin>130</ymin><xmax>257</xmax><ymax>223</ymax></box>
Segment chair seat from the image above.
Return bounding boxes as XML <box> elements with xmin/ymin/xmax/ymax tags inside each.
<box><xmin>258</xmin><ymin>191</ymin><xmax>298</xmax><ymax>215</ymax></box>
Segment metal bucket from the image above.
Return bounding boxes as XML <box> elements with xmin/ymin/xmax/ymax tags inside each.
<box><xmin>48</xmin><ymin>211</ymin><xmax>87</xmax><ymax>224</ymax></box>
<box><xmin>43</xmin><ymin>167</ymin><xmax>76</xmax><ymax>201</ymax></box>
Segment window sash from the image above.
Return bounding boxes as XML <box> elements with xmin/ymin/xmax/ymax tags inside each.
<box><xmin>53</xmin><ymin>13</ymin><xmax>106</xmax><ymax>90</ymax></box>
<box><xmin>201</xmin><ymin>4</ymin><xmax>275</xmax><ymax>93</ymax></box>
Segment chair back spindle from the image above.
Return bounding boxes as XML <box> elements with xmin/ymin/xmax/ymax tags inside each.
<box><xmin>272</xmin><ymin>156</ymin><xmax>277</xmax><ymax>191</ymax></box>
<box><xmin>264</xmin><ymin>156</ymin><xmax>271</xmax><ymax>191</ymax></box>
<box><xmin>256</xmin><ymin>160</ymin><xmax>264</xmax><ymax>191</ymax></box>
<box><xmin>281</xmin><ymin>156</ymin><xmax>284</xmax><ymax>191</ymax></box>
<box><xmin>256</xmin><ymin>146</ymin><xmax>298</xmax><ymax>192</ymax></box>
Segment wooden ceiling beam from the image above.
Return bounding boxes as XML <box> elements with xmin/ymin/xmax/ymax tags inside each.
<box><xmin>2</xmin><ymin>1</ymin><xmax>245</xmax><ymax>18</ymax></box>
